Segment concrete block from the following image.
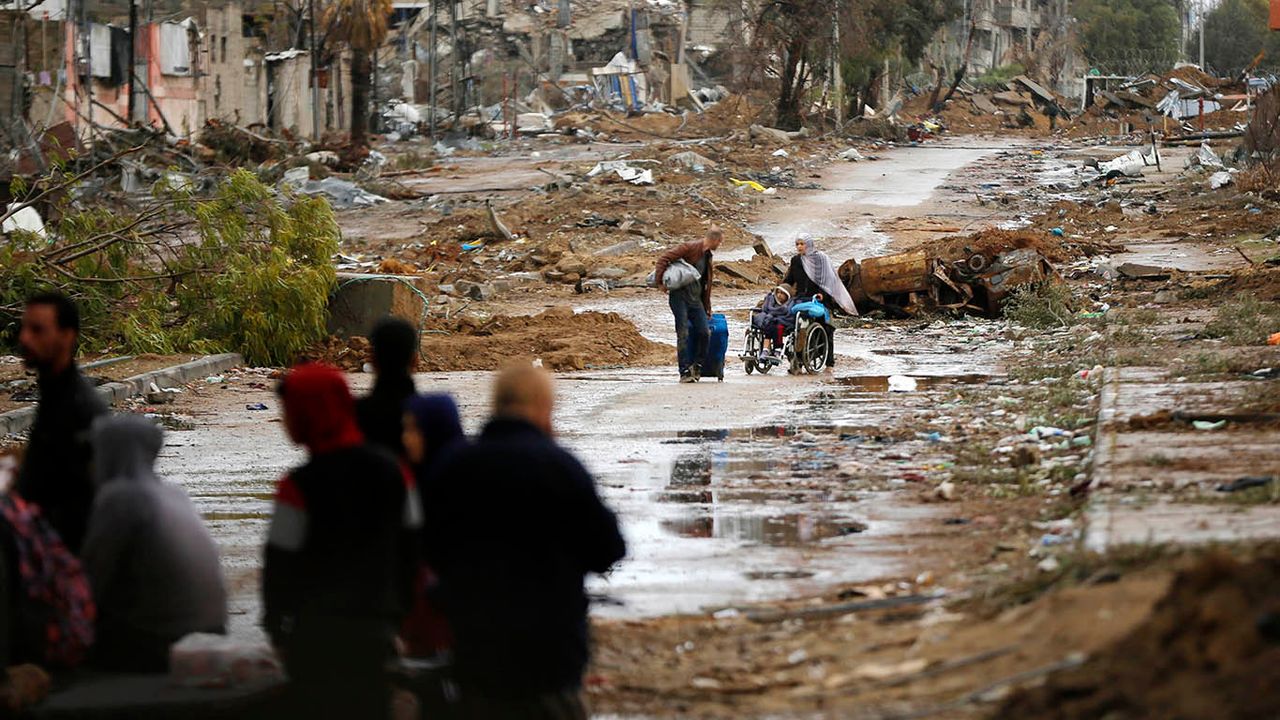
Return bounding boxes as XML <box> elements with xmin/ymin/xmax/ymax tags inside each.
<box><xmin>328</xmin><ymin>273</ymin><xmax>428</xmax><ymax>338</ymax></box>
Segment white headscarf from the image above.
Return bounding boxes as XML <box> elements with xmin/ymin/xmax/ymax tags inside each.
<box><xmin>797</xmin><ymin>234</ymin><xmax>858</xmax><ymax>316</ymax></box>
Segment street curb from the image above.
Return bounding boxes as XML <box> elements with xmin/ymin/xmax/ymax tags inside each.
<box><xmin>0</xmin><ymin>353</ymin><xmax>243</xmax><ymax>437</ymax></box>
<box><xmin>1082</xmin><ymin>367</ymin><xmax>1122</xmax><ymax>553</ymax></box>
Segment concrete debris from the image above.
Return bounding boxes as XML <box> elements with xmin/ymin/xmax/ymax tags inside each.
<box><xmin>305</xmin><ymin>151</ymin><xmax>340</xmax><ymax>167</ymax></box>
<box><xmin>667</xmin><ymin>151</ymin><xmax>718</xmax><ymax>172</ymax></box>
<box><xmin>749</xmin><ymin>124</ymin><xmax>795</xmax><ymax>145</ymax></box>
<box><xmin>516</xmin><ymin>113</ymin><xmax>554</xmax><ymax>134</ymax></box>
<box><xmin>837</xmin><ymin>148</ymin><xmax>865</xmax><ymax>162</ymax></box>
<box><xmin>298</xmin><ymin>178</ymin><xmax>389</xmax><ymax>208</ymax></box>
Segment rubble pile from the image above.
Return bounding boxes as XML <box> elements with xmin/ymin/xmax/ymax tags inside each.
<box><xmin>912</xmin><ymin>65</ymin><xmax>1257</xmax><ymax>140</ymax></box>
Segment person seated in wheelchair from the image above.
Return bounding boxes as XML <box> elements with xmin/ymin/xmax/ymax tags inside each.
<box><xmin>750</xmin><ymin>284</ymin><xmax>795</xmax><ymax>364</ymax></box>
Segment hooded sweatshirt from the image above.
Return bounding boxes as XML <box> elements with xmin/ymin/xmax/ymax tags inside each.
<box><xmin>263</xmin><ymin>363</ymin><xmax>420</xmax><ymax>675</ymax></box>
<box><xmin>80</xmin><ymin>415</ymin><xmax>227</xmax><ymax>671</ymax></box>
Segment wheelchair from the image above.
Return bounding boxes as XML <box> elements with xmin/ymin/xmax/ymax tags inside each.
<box><xmin>739</xmin><ymin>300</ymin><xmax>831</xmax><ymax>376</ymax></box>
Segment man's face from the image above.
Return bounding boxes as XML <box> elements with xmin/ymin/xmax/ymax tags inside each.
<box><xmin>18</xmin><ymin>304</ymin><xmax>75</xmax><ymax>372</ymax></box>
<box><xmin>705</xmin><ymin>233</ymin><xmax>723</xmax><ymax>251</ymax></box>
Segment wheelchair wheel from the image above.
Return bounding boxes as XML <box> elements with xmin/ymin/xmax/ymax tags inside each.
<box><xmin>758</xmin><ymin>359</ymin><xmax>773</xmax><ymax>374</ymax></box>
<box><xmin>744</xmin><ymin>359</ymin><xmax>755</xmax><ymax>374</ymax></box>
<box><xmin>803</xmin><ymin>323</ymin><xmax>829</xmax><ymax>374</ymax></box>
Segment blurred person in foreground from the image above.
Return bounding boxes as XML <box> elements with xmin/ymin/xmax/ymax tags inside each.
<box><xmin>15</xmin><ymin>292</ymin><xmax>107</xmax><ymax>553</ymax></box>
<box><xmin>264</xmin><ymin>363</ymin><xmax>420</xmax><ymax>718</ymax></box>
<box><xmin>81</xmin><ymin>415</ymin><xmax>227</xmax><ymax>672</ymax></box>
<box><xmin>356</xmin><ymin>317</ymin><xmax>420</xmax><ymax>456</ymax></box>
<box><xmin>424</xmin><ymin>364</ymin><xmax>625</xmax><ymax>720</ymax></box>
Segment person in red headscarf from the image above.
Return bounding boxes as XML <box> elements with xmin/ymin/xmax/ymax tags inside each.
<box><xmin>263</xmin><ymin>363</ymin><xmax>421</xmax><ymax>719</ymax></box>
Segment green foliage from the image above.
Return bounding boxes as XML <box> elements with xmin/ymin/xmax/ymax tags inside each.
<box><xmin>1074</xmin><ymin>0</ymin><xmax>1182</xmax><ymax>74</ymax></box>
<box><xmin>1197</xmin><ymin>0</ymin><xmax>1280</xmax><ymax>75</ymax></box>
<box><xmin>0</xmin><ymin>169</ymin><xmax>339</xmax><ymax>366</ymax></box>
<box><xmin>1003</xmin><ymin>281</ymin><xmax>1076</xmax><ymax>329</ymax></box>
<box><xmin>1202</xmin><ymin>292</ymin><xmax>1280</xmax><ymax>346</ymax></box>
<box><xmin>973</xmin><ymin>63</ymin><xmax>1027</xmax><ymax>89</ymax></box>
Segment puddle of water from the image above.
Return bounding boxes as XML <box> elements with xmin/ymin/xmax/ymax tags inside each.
<box><xmin>661</xmin><ymin>513</ymin><xmax>869</xmax><ymax>547</ymax></box>
<box><xmin>834</xmin><ymin>374</ymin><xmax>991</xmax><ymax>391</ymax></box>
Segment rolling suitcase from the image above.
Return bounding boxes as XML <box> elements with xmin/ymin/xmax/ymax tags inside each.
<box><xmin>684</xmin><ymin>313</ymin><xmax>728</xmax><ymax>381</ymax></box>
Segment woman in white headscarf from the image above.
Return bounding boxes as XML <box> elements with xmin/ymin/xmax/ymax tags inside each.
<box><xmin>783</xmin><ymin>234</ymin><xmax>858</xmax><ymax>316</ymax></box>
<box><xmin>783</xmin><ymin>233</ymin><xmax>858</xmax><ymax>370</ymax></box>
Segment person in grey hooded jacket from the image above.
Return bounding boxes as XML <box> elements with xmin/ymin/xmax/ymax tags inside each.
<box><xmin>81</xmin><ymin>415</ymin><xmax>228</xmax><ymax>672</ymax></box>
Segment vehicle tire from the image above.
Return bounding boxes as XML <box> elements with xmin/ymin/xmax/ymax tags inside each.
<box><xmin>804</xmin><ymin>324</ymin><xmax>828</xmax><ymax>374</ymax></box>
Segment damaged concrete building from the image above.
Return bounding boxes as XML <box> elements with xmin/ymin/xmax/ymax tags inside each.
<box><xmin>934</xmin><ymin>0</ymin><xmax>1083</xmax><ymax>98</ymax></box>
<box><xmin>379</xmin><ymin>0</ymin><xmax>736</xmax><ymax>132</ymax></box>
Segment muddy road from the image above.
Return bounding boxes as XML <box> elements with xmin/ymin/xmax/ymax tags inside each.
<box><xmin>157</xmin><ymin>139</ymin><xmax>1028</xmax><ymax>642</ymax></box>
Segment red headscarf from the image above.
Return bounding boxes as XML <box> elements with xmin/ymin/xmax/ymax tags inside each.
<box><xmin>278</xmin><ymin>362</ymin><xmax>364</xmax><ymax>454</ymax></box>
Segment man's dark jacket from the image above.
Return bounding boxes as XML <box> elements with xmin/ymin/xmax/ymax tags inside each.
<box><xmin>423</xmin><ymin>418</ymin><xmax>626</xmax><ymax>697</ymax></box>
<box><xmin>16</xmin><ymin>365</ymin><xmax>107</xmax><ymax>553</ymax></box>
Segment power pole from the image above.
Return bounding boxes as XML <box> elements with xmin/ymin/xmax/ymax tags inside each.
<box><xmin>127</xmin><ymin>0</ymin><xmax>137</xmax><ymax>122</ymax></box>
<box><xmin>310</xmin><ymin>0</ymin><xmax>321</xmax><ymax>139</ymax></box>
<box><xmin>1198</xmin><ymin>0</ymin><xmax>1205</xmax><ymax>69</ymax></box>
<box><xmin>831</xmin><ymin>3</ymin><xmax>842</xmax><ymax>125</ymax></box>
<box><xmin>428</xmin><ymin>0</ymin><xmax>436</xmax><ymax>138</ymax></box>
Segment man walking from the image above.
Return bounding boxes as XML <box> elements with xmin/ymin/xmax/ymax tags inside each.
<box><xmin>356</xmin><ymin>317</ymin><xmax>419</xmax><ymax>456</ymax></box>
<box><xmin>16</xmin><ymin>292</ymin><xmax>107</xmax><ymax>553</ymax></box>
<box><xmin>654</xmin><ymin>226</ymin><xmax>721</xmax><ymax>383</ymax></box>
<box><xmin>423</xmin><ymin>365</ymin><xmax>625</xmax><ymax>719</ymax></box>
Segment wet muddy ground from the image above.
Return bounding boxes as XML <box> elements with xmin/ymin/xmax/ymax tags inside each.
<box><xmin>89</xmin><ymin>133</ymin><xmax>1280</xmax><ymax>718</ymax></box>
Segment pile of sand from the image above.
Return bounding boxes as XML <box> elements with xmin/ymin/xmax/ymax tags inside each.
<box><xmin>311</xmin><ymin>308</ymin><xmax>669</xmax><ymax>373</ymax></box>
<box><xmin>999</xmin><ymin>548</ymin><xmax>1280</xmax><ymax>719</ymax></box>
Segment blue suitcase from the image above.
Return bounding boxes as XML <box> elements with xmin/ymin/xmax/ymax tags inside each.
<box><xmin>683</xmin><ymin>313</ymin><xmax>728</xmax><ymax>381</ymax></box>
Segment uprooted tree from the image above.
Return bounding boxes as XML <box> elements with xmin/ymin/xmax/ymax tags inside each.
<box><xmin>0</xmin><ymin>162</ymin><xmax>339</xmax><ymax>366</ymax></box>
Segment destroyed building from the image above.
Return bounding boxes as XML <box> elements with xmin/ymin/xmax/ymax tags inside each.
<box><xmin>934</xmin><ymin>0</ymin><xmax>1083</xmax><ymax>98</ymax></box>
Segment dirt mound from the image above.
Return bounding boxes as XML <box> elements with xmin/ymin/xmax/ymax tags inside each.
<box><xmin>1212</xmin><ymin>265</ymin><xmax>1280</xmax><ymax>302</ymax></box>
<box><xmin>998</xmin><ymin>548</ymin><xmax>1280</xmax><ymax>720</ymax></box>
<box><xmin>422</xmin><ymin>308</ymin><xmax>668</xmax><ymax>371</ymax></box>
<box><xmin>925</xmin><ymin>228</ymin><xmax>1118</xmax><ymax>265</ymax></box>
<box><xmin>311</xmin><ymin>309</ymin><xmax>669</xmax><ymax>373</ymax></box>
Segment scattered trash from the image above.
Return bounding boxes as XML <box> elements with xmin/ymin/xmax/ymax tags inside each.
<box><xmin>771</xmin><ymin>149</ymin><xmax>789</xmax><ymax>158</ymax></box>
<box><xmin>1037</xmin><ymin>556</ymin><xmax>1062</xmax><ymax>573</ymax></box>
<box><xmin>1216</xmin><ymin>476</ymin><xmax>1274</xmax><ymax>493</ymax></box>
<box><xmin>1269</xmin><ymin>332</ymin><xmax>1280</xmax><ymax>346</ymax></box>
<box><xmin>588</xmin><ymin>161</ymin><xmax>656</xmax><ymax>186</ymax></box>
<box><xmin>1098</xmin><ymin>148</ymin><xmax>1157</xmax><ymax>178</ymax></box>
<box><xmin>1186</xmin><ymin>143</ymin><xmax>1225</xmax><ymax>171</ymax></box>
<box><xmin>1208</xmin><ymin>171</ymin><xmax>1234</xmax><ymax>190</ymax></box>
<box><xmin>1</xmin><ymin>204</ymin><xmax>47</xmax><ymax>239</ymax></box>
<box><xmin>204</xmin><ymin>376</ymin><xmax>225</xmax><ymax>384</ymax></box>
<box><xmin>888</xmin><ymin>375</ymin><xmax>917</xmax><ymax>392</ymax></box>
<box><xmin>935</xmin><ymin>481</ymin><xmax>956</xmax><ymax>501</ymax></box>
<box><xmin>245</xmin><ymin>402</ymin><xmax>269</xmax><ymax>411</ymax></box>
<box><xmin>837</xmin><ymin>148</ymin><xmax>864</xmax><ymax>162</ymax></box>
<box><xmin>1191</xmin><ymin>419</ymin><xmax>1227</xmax><ymax>431</ymax></box>
<box><xmin>730</xmin><ymin>178</ymin><xmax>769</xmax><ymax>193</ymax></box>
<box><xmin>1051</xmin><ymin>227</ymin><xmax>1064</xmax><ymax>237</ymax></box>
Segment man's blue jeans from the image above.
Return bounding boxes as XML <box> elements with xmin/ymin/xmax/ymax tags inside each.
<box><xmin>670</xmin><ymin>292</ymin><xmax>709</xmax><ymax>376</ymax></box>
